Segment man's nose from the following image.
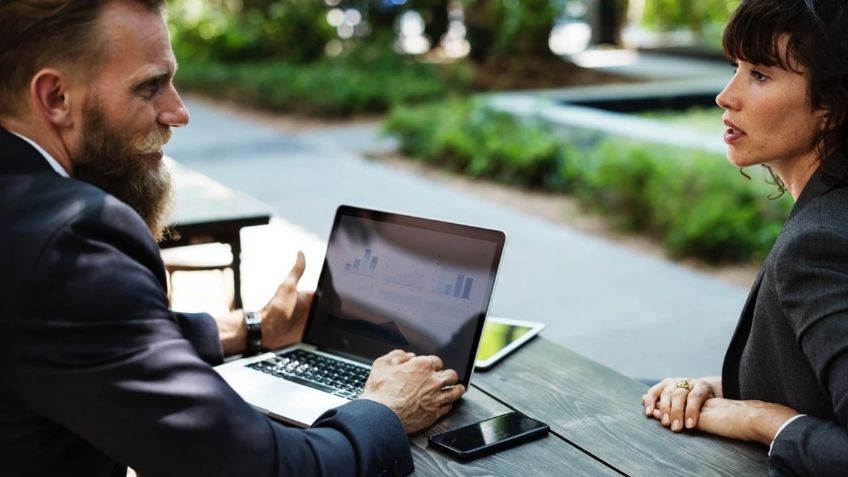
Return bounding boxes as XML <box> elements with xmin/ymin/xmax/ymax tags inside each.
<box><xmin>158</xmin><ymin>85</ymin><xmax>190</xmax><ymax>128</ymax></box>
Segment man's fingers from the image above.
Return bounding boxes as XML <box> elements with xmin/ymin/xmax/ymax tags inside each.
<box><xmin>286</xmin><ymin>251</ymin><xmax>306</xmax><ymax>281</ymax></box>
<box><xmin>379</xmin><ymin>349</ymin><xmax>414</xmax><ymax>366</ymax></box>
<box><xmin>437</xmin><ymin>403</ymin><xmax>453</xmax><ymax>419</ymax></box>
<box><xmin>442</xmin><ymin>384</ymin><xmax>465</xmax><ymax>405</ymax></box>
<box><xmin>395</xmin><ymin>351</ymin><xmax>415</xmax><ymax>365</ymax></box>
<box><xmin>408</xmin><ymin>355</ymin><xmax>443</xmax><ymax>371</ymax></box>
<box><xmin>438</xmin><ymin>369</ymin><xmax>459</xmax><ymax>387</ymax></box>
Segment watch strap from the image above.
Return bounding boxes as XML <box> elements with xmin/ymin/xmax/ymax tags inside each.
<box><xmin>244</xmin><ymin>310</ymin><xmax>263</xmax><ymax>356</ymax></box>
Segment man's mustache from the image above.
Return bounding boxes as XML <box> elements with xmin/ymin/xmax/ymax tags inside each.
<box><xmin>136</xmin><ymin>127</ymin><xmax>171</xmax><ymax>154</ymax></box>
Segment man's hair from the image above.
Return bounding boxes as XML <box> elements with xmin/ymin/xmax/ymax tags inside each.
<box><xmin>0</xmin><ymin>0</ymin><xmax>165</xmax><ymax>118</ymax></box>
<box><xmin>724</xmin><ymin>0</ymin><xmax>848</xmax><ymax>182</ymax></box>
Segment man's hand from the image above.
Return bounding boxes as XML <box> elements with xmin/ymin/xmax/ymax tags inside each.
<box><xmin>217</xmin><ymin>251</ymin><xmax>313</xmax><ymax>356</ymax></box>
<box><xmin>360</xmin><ymin>350</ymin><xmax>466</xmax><ymax>435</ymax></box>
<box><xmin>260</xmin><ymin>251</ymin><xmax>313</xmax><ymax>350</ymax></box>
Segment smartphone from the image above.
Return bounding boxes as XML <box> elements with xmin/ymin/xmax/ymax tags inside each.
<box><xmin>428</xmin><ymin>411</ymin><xmax>549</xmax><ymax>460</ymax></box>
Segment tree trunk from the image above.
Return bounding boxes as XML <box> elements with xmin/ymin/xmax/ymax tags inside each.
<box><xmin>464</xmin><ymin>0</ymin><xmax>497</xmax><ymax>63</ymax></box>
<box><xmin>422</xmin><ymin>1</ymin><xmax>450</xmax><ymax>48</ymax></box>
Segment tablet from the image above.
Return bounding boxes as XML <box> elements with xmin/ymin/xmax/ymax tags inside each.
<box><xmin>474</xmin><ymin>316</ymin><xmax>545</xmax><ymax>371</ymax></box>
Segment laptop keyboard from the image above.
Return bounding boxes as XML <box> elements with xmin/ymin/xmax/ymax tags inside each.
<box><xmin>246</xmin><ymin>349</ymin><xmax>370</xmax><ymax>400</ymax></box>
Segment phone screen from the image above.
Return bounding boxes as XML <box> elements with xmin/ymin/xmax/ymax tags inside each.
<box><xmin>429</xmin><ymin>411</ymin><xmax>548</xmax><ymax>457</ymax></box>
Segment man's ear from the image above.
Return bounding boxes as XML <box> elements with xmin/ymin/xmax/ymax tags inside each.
<box><xmin>30</xmin><ymin>69</ymin><xmax>75</xmax><ymax>128</ymax></box>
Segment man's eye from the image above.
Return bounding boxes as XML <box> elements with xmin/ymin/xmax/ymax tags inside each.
<box><xmin>142</xmin><ymin>82</ymin><xmax>161</xmax><ymax>98</ymax></box>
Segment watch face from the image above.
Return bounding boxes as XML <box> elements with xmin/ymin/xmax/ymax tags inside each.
<box><xmin>246</xmin><ymin>311</ymin><xmax>262</xmax><ymax>327</ymax></box>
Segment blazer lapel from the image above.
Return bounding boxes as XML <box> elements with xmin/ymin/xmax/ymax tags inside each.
<box><xmin>721</xmin><ymin>263</ymin><xmax>765</xmax><ymax>399</ymax></box>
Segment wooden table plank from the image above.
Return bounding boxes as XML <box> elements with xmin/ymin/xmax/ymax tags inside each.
<box><xmin>473</xmin><ymin>338</ymin><xmax>768</xmax><ymax>477</ymax></box>
<box><xmin>411</xmin><ymin>386</ymin><xmax>620</xmax><ymax>476</ymax></box>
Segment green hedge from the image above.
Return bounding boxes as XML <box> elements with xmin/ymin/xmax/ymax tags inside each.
<box><xmin>574</xmin><ymin>141</ymin><xmax>790</xmax><ymax>261</ymax></box>
<box><xmin>174</xmin><ymin>50</ymin><xmax>472</xmax><ymax>117</ymax></box>
<box><xmin>383</xmin><ymin>100</ymin><xmax>792</xmax><ymax>262</ymax></box>
<box><xmin>384</xmin><ymin>100</ymin><xmax>575</xmax><ymax>190</ymax></box>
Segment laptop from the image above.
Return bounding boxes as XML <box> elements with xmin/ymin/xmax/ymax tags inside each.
<box><xmin>215</xmin><ymin>205</ymin><xmax>506</xmax><ymax>427</ymax></box>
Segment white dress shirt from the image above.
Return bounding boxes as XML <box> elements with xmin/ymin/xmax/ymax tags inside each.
<box><xmin>769</xmin><ymin>414</ymin><xmax>807</xmax><ymax>455</ymax></box>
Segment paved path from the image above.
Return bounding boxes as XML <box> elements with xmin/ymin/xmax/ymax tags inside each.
<box><xmin>165</xmin><ymin>98</ymin><xmax>750</xmax><ymax>381</ymax></box>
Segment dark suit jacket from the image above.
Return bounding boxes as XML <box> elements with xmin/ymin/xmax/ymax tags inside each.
<box><xmin>722</xmin><ymin>154</ymin><xmax>848</xmax><ymax>476</ymax></box>
<box><xmin>0</xmin><ymin>128</ymin><xmax>413</xmax><ymax>477</ymax></box>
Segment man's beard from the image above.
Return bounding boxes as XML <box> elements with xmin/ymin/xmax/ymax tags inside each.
<box><xmin>73</xmin><ymin>102</ymin><xmax>174</xmax><ymax>242</ymax></box>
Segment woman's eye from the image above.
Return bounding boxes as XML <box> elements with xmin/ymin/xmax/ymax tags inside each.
<box><xmin>751</xmin><ymin>70</ymin><xmax>768</xmax><ymax>82</ymax></box>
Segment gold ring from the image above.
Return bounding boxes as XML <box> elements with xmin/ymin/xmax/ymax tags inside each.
<box><xmin>676</xmin><ymin>379</ymin><xmax>691</xmax><ymax>390</ymax></box>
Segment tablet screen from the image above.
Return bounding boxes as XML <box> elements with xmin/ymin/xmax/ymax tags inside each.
<box><xmin>476</xmin><ymin>322</ymin><xmax>534</xmax><ymax>361</ymax></box>
<box><xmin>475</xmin><ymin>317</ymin><xmax>544</xmax><ymax>369</ymax></box>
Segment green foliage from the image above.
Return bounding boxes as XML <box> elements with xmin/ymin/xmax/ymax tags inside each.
<box><xmin>384</xmin><ymin>100</ymin><xmax>792</xmax><ymax>262</ymax></box>
<box><xmin>168</xmin><ymin>0</ymin><xmax>333</xmax><ymax>63</ymax></box>
<box><xmin>575</xmin><ymin>141</ymin><xmax>791</xmax><ymax>261</ymax></box>
<box><xmin>464</xmin><ymin>0</ymin><xmax>561</xmax><ymax>60</ymax></box>
<box><xmin>384</xmin><ymin>100</ymin><xmax>572</xmax><ymax>189</ymax></box>
<box><xmin>175</xmin><ymin>48</ymin><xmax>472</xmax><ymax>116</ymax></box>
<box><xmin>641</xmin><ymin>0</ymin><xmax>738</xmax><ymax>34</ymax></box>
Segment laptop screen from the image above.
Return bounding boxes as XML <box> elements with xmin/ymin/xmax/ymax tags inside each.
<box><xmin>304</xmin><ymin>206</ymin><xmax>505</xmax><ymax>384</ymax></box>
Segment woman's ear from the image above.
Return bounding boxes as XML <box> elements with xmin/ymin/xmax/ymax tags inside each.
<box><xmin>816</xmin><ymin>107</ymin><xmax>831</xmax><ymax>130</ymax></box>
<box><xmin>30</xmin><ymin>69</ymin><xmax>74</xmax><ymax>128</ymax></box>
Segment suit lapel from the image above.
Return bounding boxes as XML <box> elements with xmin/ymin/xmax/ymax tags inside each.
<box><xmin>721</xmin><ymin>264</ymin><xmax>765</xmax><ymax>399</ymax></box>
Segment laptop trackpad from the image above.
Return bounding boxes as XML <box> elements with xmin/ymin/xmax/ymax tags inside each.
<box><xmin>224</xmin><ymin>366</ymin><xmax>350</xmax><ymax>428</ymax></box>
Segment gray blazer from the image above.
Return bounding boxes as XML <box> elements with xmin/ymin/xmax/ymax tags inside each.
<box><xmin>722</xmin><ymin>155</ymin><xmax>848</xmax><ymax>476</ymax></box>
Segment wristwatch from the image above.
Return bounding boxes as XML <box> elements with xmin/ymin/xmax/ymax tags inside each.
<box><xmin>243</xmin><ymin>310</ymin><xmax>263</xmax><ymax>356</ymax></box>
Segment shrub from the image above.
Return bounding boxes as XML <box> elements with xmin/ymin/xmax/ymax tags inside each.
<box><xmin>175</xmin><ymin>52</ymin><xmax>472</xmax><ymax>117</ymax></box>
<box><xmin>383</xmin><ymin>99</ymin><xmax>793</xmax><ymax>262</ymax></box>
<box><xmin>577</xmin><ymin>140</ymin><xmax>791</xmax><ymax>261</ymax></box>
<box><xmin>384</xmin><ymin>100</ymin><xmax>573</xmax><ymax>189</ymax></box>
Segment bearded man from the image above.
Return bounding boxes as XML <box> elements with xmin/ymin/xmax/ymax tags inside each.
<box><xmin>0</xmin><ymin>1</ymin><xmax>464</xmax><ymax>476</ymax></box>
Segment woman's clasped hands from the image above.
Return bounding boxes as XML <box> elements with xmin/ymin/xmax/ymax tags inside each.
<box><xmin>643</xmin><ymin>376</ymin><xmax>721</xmax><ymax>433</ymax></box>
<box><xmin>641</xmin><ymin>376</ymin><xmax>800</xmax><ymax>446</ymax></box>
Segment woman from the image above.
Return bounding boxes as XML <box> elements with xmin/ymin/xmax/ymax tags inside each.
<box><xmin>641</xmin><ymin>0</ymin><xmax>848</xmax><ymax>475</ymax></box>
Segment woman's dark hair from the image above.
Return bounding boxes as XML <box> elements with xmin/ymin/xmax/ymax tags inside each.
<box><xmin>724</xmin><ymin>0</ymin><xmax>848</xmax><ymax>185</ymax></box>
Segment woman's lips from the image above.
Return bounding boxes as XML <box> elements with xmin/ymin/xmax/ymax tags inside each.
<box><xmin>723</xmin><ymin>119</ymin><xmax>746</xmax><ymax>144</ymax></box>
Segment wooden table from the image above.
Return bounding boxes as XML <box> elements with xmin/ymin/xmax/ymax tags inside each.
<box><xmin>412</xmin><ymin>338</ymin><xmax>769</xmax><ymax>476</ymax></box>
<box><xmin>160</xmin><ymin>159</ymin><xmax>273</xmax><ymax>309</ymax></box>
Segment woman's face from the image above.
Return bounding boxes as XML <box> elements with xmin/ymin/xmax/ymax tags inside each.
<box><xmin>715</xmin><ymin>36</ymin><xmax>827</xmax><ymax>170</ymax></box>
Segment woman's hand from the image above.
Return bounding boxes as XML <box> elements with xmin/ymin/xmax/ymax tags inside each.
<box><xmin>696</xmin><ymin>398</ymin><xmax>800</xmax><ymax>446</ymax></box>
<box><xmin>642</xmin><ymin>376</ymin><xmax>722</xmax><ymax>432</ymax></box>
